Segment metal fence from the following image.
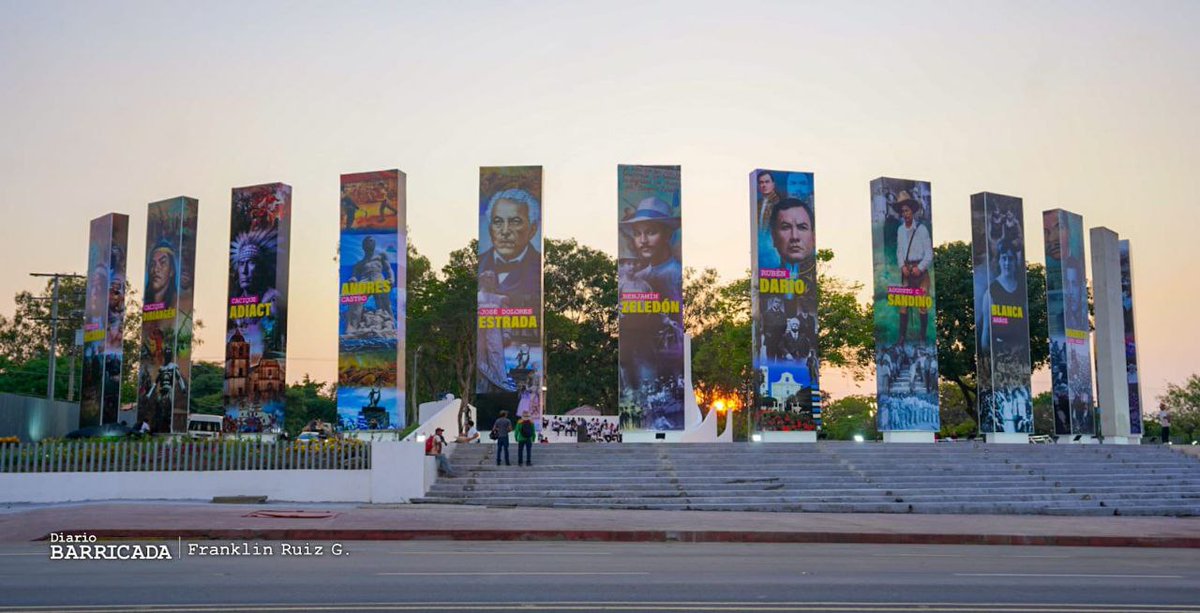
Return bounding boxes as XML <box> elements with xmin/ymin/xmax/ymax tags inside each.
<box><xmin>0</xmin><ymin>440</ymin><xmax>371</xmax><ymax>473</ymax></box>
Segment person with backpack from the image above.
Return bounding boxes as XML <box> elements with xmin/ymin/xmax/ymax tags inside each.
<box><xmin>515</xmin><ymin>414</ymin><xmax>536</xmax><ymax>466</ymax></box>
<box><xmin>491</xmin><ymin>411</ymin><xmax>512</xmax><ymax>466</ymax></box>
<box><xmin>425</xmin><ymin>427</ymin><xmax>457</xmax><ymax>477</ymax></box>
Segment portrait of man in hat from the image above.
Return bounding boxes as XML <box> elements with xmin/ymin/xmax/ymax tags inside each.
<box><xmin>619</xmin><ymin>197</ymin><xmax>682</xmax><ymax>303</ymax></box>
<box><xmin>893</xmin><ymin>190</ymin><xmax>932</xmax><ymax>344</ymax></box>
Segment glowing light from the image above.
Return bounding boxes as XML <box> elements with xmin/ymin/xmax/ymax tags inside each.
<box><xmin>853</xmin><ymin>434</ymin><xmax>864</xmax><ymax>443</ymax></box>
<box><xmin>751</xmin><ymin>434</ymin><xmax>762</xmax><ymax>442</ymax></box>
<box><xmin>713</xmin><ymin>400</ymin><xmax>727</xmax><ymax>413</ymax></box>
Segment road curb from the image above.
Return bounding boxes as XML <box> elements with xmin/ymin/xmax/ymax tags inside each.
<box><xmin>45</xmin><ymin>529</ymin><xmax>1200</xmax><ymax>548</ymax></box>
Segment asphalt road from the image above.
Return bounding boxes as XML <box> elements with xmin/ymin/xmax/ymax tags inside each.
<box><xmin>1</xmin><ymin>541</ymin><xmax>1198</xmax><ymax>612</ymax></box>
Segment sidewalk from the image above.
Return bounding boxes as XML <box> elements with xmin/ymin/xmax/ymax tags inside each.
<box><xmin>2</xmin><ymin>500</ymin><xmax>1198</xmax><ymax>548</ymax></box>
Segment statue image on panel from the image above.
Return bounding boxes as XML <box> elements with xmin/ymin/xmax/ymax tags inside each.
<box><xmin>617</xmin><ymin>165</ymin><xmax>684</xmax><ymax>432</ymax></box>
<box><xmin>971</xmin><ymin>193</ymin><xmax>1033</xmax><ymax>434</ymax></box>
<box><xmin>80</xmin><ymin>213</ymin><xmax>129</xmax><ymax>426</ymax></box>
<box><xmin>136</xmin><ymin>197</ymin><xmax>199</xmax><ymax>433</ymax></box>
<box><xmin>870</xmin><ymin>178</ymin><xmax>939</xmax><ymax>432</ymax></box>
<box><xmin>1043</xmin><ymin>209</ymin><xmax>1095</xmax><ymax>435</ymax></box>
<box><xmin>1119</xmin><ymin>240</ymin><xmax>1143</xmax><ymax>435</ymax></box>
<box><xmin>751</xmin><ymin>169</ymin><xmax>819</xmax><ymax>433</ymax></box>
<box><xmin>476</xmin><ymin>166</ymin><xmax>544</xmax><ymax>429</ymax></box>
<box><xmin>223</xmin><ymin>183</ymin><xmax>292</xmax><ymax>433</ymax></box>
<box><xmin>337</xmin><ymin>170</ymin><xmax>406</xmax><ymax>431</ymax></box>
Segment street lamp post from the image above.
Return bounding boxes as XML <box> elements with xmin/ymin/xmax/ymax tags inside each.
<box><xmin>410</xmin><ymin>344</ymin><xmax>423</xmax><ymax>426</ymax></box>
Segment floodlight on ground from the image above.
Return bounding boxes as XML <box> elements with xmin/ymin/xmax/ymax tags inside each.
<box><xmin>853</xmin><ymin>434</ymin><xmax>864</xmax><ymax>443</ymax></box>
<box><xmin>751</xmin><ymin>434</ymin><xmax>762</xmax><ymax>442</ymax></box>
<box><xmin>416</xmin><ymin>435</ymin><xmax>427</xmax><ymax>442</ymax></box>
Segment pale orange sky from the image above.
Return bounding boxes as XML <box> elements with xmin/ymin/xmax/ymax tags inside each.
<box><xmin>1</xmin><ymin>1</ymin><xmax>1196</xmax><ymax>405</ymax></box>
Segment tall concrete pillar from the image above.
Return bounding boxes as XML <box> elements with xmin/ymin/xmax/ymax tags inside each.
<box><xmin>1090</xmin><ymin>227</ymin><xmax>1132</xmax><ymax>443</ymax></box>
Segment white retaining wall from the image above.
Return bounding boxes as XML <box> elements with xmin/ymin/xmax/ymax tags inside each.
<box><xmin>0</xmin><ymin>442</ymin><xmax>435</xmax><ymax>504</ymax></box>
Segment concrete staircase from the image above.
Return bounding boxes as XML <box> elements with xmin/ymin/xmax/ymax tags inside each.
<box><xmin>416</xmin><ymin>442</ymin><xmax>1200</xmax><ymax>516</ymax></box>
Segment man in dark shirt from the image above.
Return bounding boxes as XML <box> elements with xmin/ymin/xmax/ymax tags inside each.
<box><xmin>492</xmin><ymin>411</ymin><xmax>513</xmax><ymax>466</ymax></box>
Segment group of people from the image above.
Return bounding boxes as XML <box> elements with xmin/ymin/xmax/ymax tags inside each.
<box><xmin>979</xmin><ymin>387</ymin><xmax>1032</xmax><ymax>433</ymax></box>
<box><xmin>877</xmin><ymin>344</ymin><xmax>937</xmax><ymax>396</ymax></box>
<box><xmin>424</xmin><ymin>411</ymin><xmax>541</xmax><ymax>476</ymax></box>
<box><xmin>542</xmin><ymin>416</ymin><xmax>622</xmax><ymax>443</ymax></box>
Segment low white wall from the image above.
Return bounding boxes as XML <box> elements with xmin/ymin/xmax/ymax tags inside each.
<box><xmin>0</xmin><ymin>441</ymin><xmax>436</xmax><ymax>504</ymax></box>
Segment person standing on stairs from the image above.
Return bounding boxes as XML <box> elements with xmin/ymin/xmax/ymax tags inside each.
<box><xmin>515</xmin><ymin>414</ymin><xmax>536</xmax><ymax>466</ymax></box>
<box><xmin>492</xmin><ymin>411</ymin><xmax>513</xmax><ymax>466</ymax></box>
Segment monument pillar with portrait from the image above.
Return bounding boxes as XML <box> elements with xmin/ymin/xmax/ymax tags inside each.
<box><xmin>970</xmin><ymin>192</ymin><xmax>1032</xmax><ymax>444</ymax></box>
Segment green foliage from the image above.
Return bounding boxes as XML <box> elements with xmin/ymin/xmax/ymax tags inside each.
<box><xmin>1160</xmin><ymin>374</ymin><xmax>1200</xmax><ymax>443</ymax></box>
<box><xmin>1032</xmin><ymin>391</ymin><xmax>1055</xmax><ymax>435</ymax></box>
<box><xmin>188</xmin><ymin>361</ymin><xmax>224</xmax><ymax>415</ymax></box>
<box><xmin>282</xmin><ymin>375</ymin><xmax>338</xmax><ymax>436</ymax></box>
<box><xmin>815</xmin><ymin>249</ymin><xmax>874</xmax><ymax>379</ymax></box>
<box><xmin>822</xmin><ymin>395</ymin><xmax>879</xmax><ymax>441</ymax></box>
<box><xmin>938</xmin><ymin>381</ymin><xmax>976</xmax><ymax>438</ymax></box>
<box><xmin>406</xmin><ymin>239</ymin><xmax>478</xmax><ymax>423</ymax></box>
<box><xmin>544</xmin><ymin>238</ymin><xmax>618</xmax><ymax>414</ymax></box>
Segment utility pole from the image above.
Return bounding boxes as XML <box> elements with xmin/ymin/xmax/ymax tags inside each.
<box><xmin>30</xmin><ymin>272</ymin><xmax>85</xmax><ymax>401</ymax></box>
<box><xmin>410</xmin><ymin>345</ymin><xmax>423</xmax><ymax>426</ymax></box>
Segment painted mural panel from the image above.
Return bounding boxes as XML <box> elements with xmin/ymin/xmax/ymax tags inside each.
<box><xmin>477</xmin><ymin>166</ymin><xmax>544</xmax><ymax>427</ymax></box>
<box><xmin>1120</xmin><ymin>239</ymin><xmax>1142</xmax><ymax>435</ymax></box>
<box><xmin>618</xmin><ymin>165</ymin><xmax>684</xmax><ymax>431</ymax></box>
<box><xmin>751</xmin><ymin>169</ymin><xmax>819</xmax><ymax>433</ymax></box>
<box><xmin>80</xmin><ymin>213</ymin><xmax>129</xmax><ymax>426</ymax></box>
<box><xmin>136</xmin><ymin>197</ymin><xmax>199</xmax><ymax>433</ymax></box>
<box><xmin>971</xmin><ymin>193</ymin><xmax>1032</xmax><ymax>433</ymax></box>
<box><xmin>223</xmin><ymin>183</ymin><xmax>291</xmax><ymax>433</ymax></box>
<box><xmin>337</xmin><ymin>170</ymin><xmax>406</xmax><ymax>430</ymax></box>
<box><xmin>1043</xmin><ymin>209</ymin><xmax>1095</xmax><ymax>435</ymax></box>
<box><xmin>870</xmin><ymin>178</ymin><xmax>939</xmax><ymax>432</ymax></box>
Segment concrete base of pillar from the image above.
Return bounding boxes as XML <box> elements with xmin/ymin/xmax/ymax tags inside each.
<box><xmin>1056</xmin><ymin>435</ymin><xmax>1098</xmax><ymax>444</ymax></box>
<box><xmin>759</xmin><ymin>430</ymin><xmax>817</xmax><ymax>443</ymax></box>
<box><xmin>986</xmin><ymin>432</ymin><xmax>1029</xmax><ymax>445</ymax></box>
<box><xmin>883</xmin><ymin>431</ymin><xmax>935</xmax><ymax>444</ymax></box>
<box><xmin>1103</xmin><ymin>435</ymin><xmax>1141</xmax><ymax>445</ymax></box>
<box><xmin>621</xmin><ymin>431</ymin><xmax>685</xmax><ymax>443</ymax></box>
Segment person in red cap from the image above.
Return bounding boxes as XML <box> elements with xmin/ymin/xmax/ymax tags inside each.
<box><xmin>425</xmin><ymin>427</ymin><xmax>458</xmax><ymax>477</ymax></box>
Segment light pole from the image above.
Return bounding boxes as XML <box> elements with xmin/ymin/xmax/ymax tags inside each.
<box><xmin>410</xmin><ymin>344</ymin><xmax>423</xmax><ymax>426</ymax></box>
<box><xmin>30</xmin><ymin>272</ymin><xmax>84</xmax><ymax>401</ymax></box>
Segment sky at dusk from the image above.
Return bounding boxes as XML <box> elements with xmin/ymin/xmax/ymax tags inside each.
<box><xmin>1</xmin><ymin>0</ymin><xmax>1196</xmax><ymax>404</ymax></box>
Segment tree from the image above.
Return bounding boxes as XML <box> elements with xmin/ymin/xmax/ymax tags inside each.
<box><xmin>1032</xmin><ymin>391</ymin><xmax>1054</xmax><ymax>435</ymax></box>
<box><xmin>543</xmin><ymin>238</ymin><xmax>618</xmax><ymax>414</ymax></box>
<box><xmin>934</xmin><ymin>241</ymin><xmax>1049</xmax><ymax>412</ymax></box>
<box><xmin>1160</xmin><ymin>374</ymin><xmax>1200</xmax><ymax>444</ymax></box>
<box><xmin>938</xmin><ymin>382</ymin><xmax>976</xmax><ymax>438</ymax></box>
<box><xmin>406</xmin><ymin>239</ymin><xmax>478</xmax><ymax>418</ymax></box>
<box><xmin>188</xmin><ymin>361</ymin><xmax>225</xmax><ymax>415</ymax></box>
<box><xmin>283</xmin><ymin>375</ymin><xmax>338</xmax><ymax>436</ymax></box>
<box><xmin>822</xmin><ymin>395</ymin><xmax>879</xmax><ymax>441</ymax></box>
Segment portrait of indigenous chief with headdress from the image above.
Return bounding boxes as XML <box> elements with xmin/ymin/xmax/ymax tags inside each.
<box><xmin>223</xmin><ymin>183</ymin><xmax>292</xmax><ymax>434</ymax></box>
<box><xmin>870</xmin><ymin>178</ymin><xmax>939</xmax><ymax>433</ymax></box>
<box><xmin>617</xmin><ymin>165</ymin><xmax>684</xmax><ymax>432</ymax></box>
<box><xmin>1043</xmin><ymin>208</ymin><xmax>1095</xmax><ymax>436</ymax></box>
<box><xmin>751</xmin><ymin>170</ymin><xmax>820</xmax><ymax>432</ymax></box>
<box><xmin>476</xmin><ymin>166</ymin><xmax>544</xmax><ymax>426</ymax></box>
<box><xmin>137</xmin><ymin>197</ymin><xmax>199</xmax><ymax>434</ymax></box>
<box><xmin>80</xmin><ymin>213</ymin><xmax>129</xmax><ymax>427</ymax></box>
<box><xmin>337</xmin><ymin>170</ymin><xmax>406</xmax><ymax>431</ymax></box>
<box><xmin>971</xmin><ymin>193</ymin><xmax>1032</xmax><ymax>435</ymax></box>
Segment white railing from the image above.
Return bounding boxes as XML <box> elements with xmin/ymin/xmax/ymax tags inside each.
<box><xmin>0</xmin><ymin>440</ymin><xmax>371</xmax><ymax>473</ymax></box>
